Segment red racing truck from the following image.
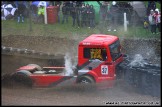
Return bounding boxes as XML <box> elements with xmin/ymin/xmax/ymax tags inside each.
<box><xmin>11</xmin><ymin>34</ymin><xmax>124</xmax><ymax>88</ymax></box>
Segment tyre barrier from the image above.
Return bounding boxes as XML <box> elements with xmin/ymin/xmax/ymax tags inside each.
<box><xmin>1</xmin><ymin>46</ymin><xmax>57</xmax><ymax>59</ymax></box>
<box><xmin>1</xmin><ymin>46</ymin><xmax>65</xmax><ymax>68</ymax></box>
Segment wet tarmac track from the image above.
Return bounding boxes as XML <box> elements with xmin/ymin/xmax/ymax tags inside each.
<box><xmin>2</xmin><ymin>81</ymin><xmax>161</xmax><ymax>106</ymax></box>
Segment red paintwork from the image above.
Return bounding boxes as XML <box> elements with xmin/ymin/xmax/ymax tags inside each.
<box><xmin>16</xmin><ymin>65</ymin><xmax>68</xmax><ymax>87</ymax></box>
<box><xmin>30</xmin><ymin>74</ymin><xmax>65</xmax><ymax>87</ymax></box>
<box><xmin>16</xmin><ymin>66</ymin><xmax>36</xmax><ymax>71</ymax></box>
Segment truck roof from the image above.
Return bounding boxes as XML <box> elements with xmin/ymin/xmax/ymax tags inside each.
<box><xmin>79</xmin><ymin>34</ymin><xmax>119</xmax><ymax>46</ymax></box>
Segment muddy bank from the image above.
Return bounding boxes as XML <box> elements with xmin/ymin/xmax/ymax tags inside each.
<box><xmin>2</xmin><ymin>35</ymin><xmax>161</xmax><ymax>59</ymax></box>
<box><xmin>2</xmin><ymin>35</ymin><xmax>78</xmax><ymax>55</ymax></box>
<box><xmin>2</xmin><ymin>35</ymin><xmax>161</xmax><ymax>54</ymax></box>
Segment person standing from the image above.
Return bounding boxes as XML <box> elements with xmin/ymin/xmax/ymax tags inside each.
<box><xmin>106</xmin><ymin>2</ymin><xmax>112</xmax><ymax>30</ymax></box>
<box><xmin>155</xmin><ymin>8</ymin><xmax>161</xmax><ymax>34</ymax></box>
<box><xmin>97</xmin><ymin>1</ymin><xmax>108</xmax><ymax>32</ymax></box>
<box><xmin>85</xmin><ymin>4</ymin><xmax>90</xmax><ymax>27</ymax></box>
<box><xmin>148</xmin><ymin>10</ymin><xmax>157</xmax><ymax>34</ymax></box>
<box><xmin>37</xmin><ymin>5</ymin><xmax>45</xmax><ymax>23</ymax></box>
<box><xmin>89</xmin><ymin>5</ymin><xmax>95</xmax><ymax>28</ymax></box>
<box><xmin>143</xmin><ymin>16</ymin><xmax>149</xmax><ymax>29</ymax></box>
<box><xmin>76</xmin><ymin>4</ymin><xmax>81</xmax><ymax>28</ymax></box>
<box><xmin>71</xmin><ymin>3</ymin><xmax>76</xmax><ymax>27</ymax></box>
<box><xmin>80</xmin><ymin>3</ymin><xmax>86</xmax><ymax>27</ymax></box>
<box><xmin>71</xmin><ymin>3</ymin><xmax>80</xmax><ymax>28</ymax></box>
<box><xmin>55</xmin><ymin>1</ymin><xmax>62</xmax><ymax>23</ymax></box>
<box><xmin>17</xmin><ymin>1</ymin><xmax>26</xmax><ymax>23</ymax></box>
<box><xmin>147</xmin><ymin>1</ymin><xmax>156</xmax><ymax>16</ymax></box>
<box><xmin>108</xmin><ymin>1</ymin><xmax>119</xmax><ymax>31</ymax></box>
<box><xmin>86</xmin><ymin>4</ymin><xmax>90</xmax><ymax>28</ymax></box>
<box><xmin>62</xmin><ymin>3</ymin><xmax>69</xmax><ymax>24</ymax></box>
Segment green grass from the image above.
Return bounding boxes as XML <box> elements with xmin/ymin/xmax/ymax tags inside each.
<box><xmin>1</xmin><ymin>17</ymin><xmax>99</xmax><ymax>38</ymax></box>
<box><xmin>1</xmin><ymin>15</ymin><xmax>161</xmax><ymax>39</ymax></box>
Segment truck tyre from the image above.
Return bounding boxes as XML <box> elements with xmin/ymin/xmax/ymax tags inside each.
<box><xmin>12</xmin><ymin>70</ymin><xmax>33</xmax><ymax>88</ymax></box>
<box><xmin>77</xmin><ymin>75</ymin><xmax>95</xmax><ymax>84</ymax></box>
<box><xmin>77</xmin><ymin>75</ymin><xmax>96</xmax><ymax>90</ymax></box>
<box><xmin>27</xmin><ymin>64</ymin><xmax>42</xmax><ymax>71</ymax></box>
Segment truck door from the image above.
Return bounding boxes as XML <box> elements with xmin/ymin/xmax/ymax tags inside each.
<box><xmin>89</xmin><ymin>40</ymin><xmax>122</xmax><ymax>79</ymax></box>
<box><xmin>90</xmin><ymin>48</ymin><xmax>115</xmax><ymax>79</ymax></box>
<box><xmin>85</xmin><ymin>48</ymin><xmax>115</xmax><ymax>78</ymax></box>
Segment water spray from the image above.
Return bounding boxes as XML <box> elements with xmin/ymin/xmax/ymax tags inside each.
<box><xmin>129</xmin><ymin>54</ymin><xmax>147</xmax><ymax>67</ymax></box>
<box><xmin>64</xmin><ymin>53</ymin><xmax>74</xmax><ymax>76</ymax></box>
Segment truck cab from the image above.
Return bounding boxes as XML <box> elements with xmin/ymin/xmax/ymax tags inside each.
<box><xmin>76</xmin><ymin>34</ymin><xmax>124</xmax><ymax>84</ymax></box>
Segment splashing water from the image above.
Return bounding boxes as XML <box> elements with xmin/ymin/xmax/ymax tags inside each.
<box><xmin>64</xmin><ymin>53</ymin><xmax>74</xmax><ymax>76</ymax></box>
<box><xmin>129</xmin><ymin>54</ymin><xmax>147</xmax><ymax>67</ymax></box>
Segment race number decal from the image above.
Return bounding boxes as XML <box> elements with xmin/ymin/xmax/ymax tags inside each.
<box><xmin>101</xmin><ymin>65</ymin><xmax>108</xmax><ymax>75</ymax></box>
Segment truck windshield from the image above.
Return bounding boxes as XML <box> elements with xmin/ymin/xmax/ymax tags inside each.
<box><xmin>109</xmin><ymin>40</ymin><xmax>122</xmax><ymax>61</ymax></box>
<box><xmin>84</xmin><ymin>48</ymin><xmax>107</xmax><ymax>61</ymax></box>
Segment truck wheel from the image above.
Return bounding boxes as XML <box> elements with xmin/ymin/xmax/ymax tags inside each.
<box><xmin>77</xmin><ymin>76</ymin><xmax>96</xmax><ymax>90</ymax></box>
<box><xmin>77</xmin><ymin>75</ymin><xmax>95</xmax><ymax>84</ymax></box>
<box><xmin>27</xmin><ymin>64</ymin><xmax>42</xmax><ymax>71</ymax></box>
<box><xmin>12</xmin><ymin>70</ymin><xmax>33</xmax><ymax>88</ymax></box>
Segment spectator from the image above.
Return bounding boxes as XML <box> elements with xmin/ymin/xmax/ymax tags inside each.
<box><xmin>63</xmin><ymin>1</ymin><xmax>71</xmax><ymax>19</ymax></box>
<box><xmin>97</xmin><ymin>1</ymin><xmax>108</xmax><ymax>26</ymax></box>
<box><xmin>17</xmin><ymin>1</ymin><xmax>26</xmax><ymax>23</ymax></box>
<box><xmin>108</xmin><ymin>1</ymin><xmax>119</xmax><ymax>32</ymax></box>
<box><xmin>76</xmin><ymin>1</ymin><xmax>83</xmax><ymax>7</ymax></box>
<box><xmin>106</xmin><ymin>2</ymin><xmax>112</xmax><ymax>30</ymax></box>
<box><xmin>69</xmin><ymin>1</ymin><xmax>74</xmax><ymax>17</ymax></box>
<box><xmin>37</xmin><ymin>5</ymin><xmax>45</xmax><ymax>23</ymax></box>
<box><xmin>71</xmin><ymin>3</ymin><xmax>80</xmax><ymax>28</ymax></box>
<box><xmin>155</xmin><ymin>8</ymin><xmax>161</xmax><ymax>34</ymax></box>
<box><xmin>55</xmin><ymin>2</ymin><xmax>61</xmax><ymax>23</ymax></box>
<box><xmin>64</xmin><ymin>1</ymin><xmax>70</xmax><ymax>7</ymax></box>
<box><xmin>143</xmin><ymin>16</ymin><xmax>149</xmax><ymax>29</ymax></box>
<box><xmin>77</xmin><ymin>4</ymin><xmax>82</xmax><ymax>28</ymax></box>
<box><xmin>147</xmin><ymin>1</ymin><xmax>156</xmax><ymax>16</ymax></box>
<box><xmin>62</xmin><ymin>3</ymin><xmax>69</xmax><ymax>24</ymax></box>
<box><xmin>148</xmin><ymin>10</ymin><xmax>157</xmax><ymax>34</ymax></box>
<box><xmin>80</xmin><ymin>3</ymin><xmax>86</xmax><ymax>27</ymax></box>
<box><xmin>85</xmin><ymin>4</ymin><xmax>90</xmax><ymax>28</ymax></box>
<box><xmin>89</xmin><ymin>5</ymin><xmax>95</xmax><ymax>28</ymax></box>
